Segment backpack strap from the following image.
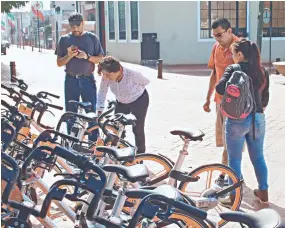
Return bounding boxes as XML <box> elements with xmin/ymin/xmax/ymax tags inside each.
<box><xmin>232</xmin><ymin>64</ymin><xmax>242</xmax><ymax>72</ymax></box>
<box><xmin>248</xmin><ymin>76</ymin><xmax>256</xmax><ymax>140</ymax></box>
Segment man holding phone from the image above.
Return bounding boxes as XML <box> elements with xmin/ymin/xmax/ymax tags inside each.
<box><xmin>55</xmin><ymin>12</ymin><xmax>104</xmax><ymax>141</ymax></box>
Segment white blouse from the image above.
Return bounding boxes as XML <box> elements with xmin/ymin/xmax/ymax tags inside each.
<box><xmin>97</xmin><ymin>67</ymin><xmax>150</xmax><ymax>111</ymax></box>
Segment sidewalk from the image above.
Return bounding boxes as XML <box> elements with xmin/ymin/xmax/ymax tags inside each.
<box><xmin>1</xmin><ymin>46</ymin><xmax>285</xmax><ymax>227</ymax></box>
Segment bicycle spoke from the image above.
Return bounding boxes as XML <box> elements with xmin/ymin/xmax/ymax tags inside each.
<box><xmin>206</xmin><ymin>170</ymin><xmax>213</xmax><ymax>189</ymax></box>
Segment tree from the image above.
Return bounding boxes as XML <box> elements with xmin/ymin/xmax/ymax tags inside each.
<box><xmin>1</xmin><ymin>1</ymin><xmax>28</xmax><ymax>13</ymax></box>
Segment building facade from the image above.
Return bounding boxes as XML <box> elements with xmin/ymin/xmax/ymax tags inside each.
<box><xmin>96</xmin><ymin>1</ymin><xmax>285</xmax><ymax>65</ymax></box>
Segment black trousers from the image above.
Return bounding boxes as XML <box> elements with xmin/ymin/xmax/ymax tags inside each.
<box><xmin>115</xmin><ymin>90</ymin><xmax>149</xmax><ymax>154</ymax></box>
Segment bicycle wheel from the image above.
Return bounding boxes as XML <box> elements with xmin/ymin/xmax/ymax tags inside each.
<box><xmin>179</xmin><ymin>163</ymin><xmax>243</xmax><ymax>227</ymax></box>
<box><xmin>137</xmin><ymin>212</ymin><xmax>215</xmax><ymax>228</ymax></box>
<box><xmin>121</xmin><ymin>153</ymin><xmax>174</xmax><ymax>215</ymax></box>
<box><xmin>87</xmin><ymin>124</ymin><xmax>119</xmax><ymax>137</ymax></box>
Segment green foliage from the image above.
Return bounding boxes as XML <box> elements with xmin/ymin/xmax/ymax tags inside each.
<box><xmin>1</xmin><ymin>1</ymin><xmax>28</xmax><ymax>13</ymax></box>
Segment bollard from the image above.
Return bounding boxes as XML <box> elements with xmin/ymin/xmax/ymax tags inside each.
<box><xmin>275</xmin><ymin>58</ymin><xmax>281</xmax><ymax>75</ymax></box>
<box><xmin>32</xmin><ymin>45</ymin><xmax>34</xmax><ymax>52</ymax></box>
<box><xmin>157</xmin><ymin>59</ymin><xmax>163</xmax><ymax>79</ymax></box>
<box><xmin>10</xmin><ymin>61</ymin><xmax>16</xmax><ymax>83</ymax></box>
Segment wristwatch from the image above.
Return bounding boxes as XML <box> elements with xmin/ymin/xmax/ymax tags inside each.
<box><xmin>86</xmin><ymin>53</ymin><xmax>90</xmax><ymax>61</ymax></box>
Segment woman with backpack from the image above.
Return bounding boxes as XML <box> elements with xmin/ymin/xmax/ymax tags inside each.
<box><xmin>216</xmin><ymin>38</ymin><xmax>270</xmax><ymax>205</ymax></box>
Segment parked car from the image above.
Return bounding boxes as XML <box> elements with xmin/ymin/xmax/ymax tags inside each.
<box><xmin>1</xmin><ymin>40</ymin><xmax>10</xmax><ymax>48</ymax></box>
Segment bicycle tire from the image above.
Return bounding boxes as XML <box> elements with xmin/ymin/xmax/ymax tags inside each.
<box><xmin>121</xmin><ymin>153</ymin><xmax>174</xmax><ymax>215</ymax></box>
<box><xmin>138</xmin><ymin>212</ymin><xmax>215</xmax><ymax>228</ymax></box>
<box><xmin>179</xmin><ymin>163</ymin><xmax>243</xmax><ymax>227</ymax></box>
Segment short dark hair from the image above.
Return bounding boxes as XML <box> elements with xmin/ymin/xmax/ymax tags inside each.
<box><xmin>68</xmin><ymin>12</ymin><xmax>83</xmax><ymax>25</ymax></box>
<box><xmin>97</xmin><ymin>56</ymin><xmax>121</xmax><ymax>75</ymax></box>
<box><xmin>211</xmin><ymin>18</ymin><xmax>231</xmax><ymax>30</ymax></box>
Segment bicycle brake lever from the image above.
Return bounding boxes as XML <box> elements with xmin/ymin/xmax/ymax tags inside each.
<box><xmin>45</xmin><ymin>109</ymin><xmax>55</xmax><ymax>117</ymax></box>
<box><xmin>45</xmin><ymin>97</ymin><xmax>52</xmax><ymax>103</ymax></box>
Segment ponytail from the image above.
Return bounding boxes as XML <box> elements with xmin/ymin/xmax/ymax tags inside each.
<box><xmin>248</xmin><ymin>42</ymin><xmax>266</xmax><ymax>91</ymax></box>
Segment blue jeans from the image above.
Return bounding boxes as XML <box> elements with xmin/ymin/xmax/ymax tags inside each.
<box><xmin>64</xmin><ymin>74</ymin><xmax>98</xmax><ymax>142</ymax></box>
<box><xmin>225</xmin><ymin>113</ymin><xmax>268</xmax><ymax>192</ymax></box>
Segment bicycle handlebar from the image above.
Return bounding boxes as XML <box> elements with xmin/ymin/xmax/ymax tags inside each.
<box><xmin>37</xmin><ymin>91</ymin><xmax>60</xmax><ymax>99</ymax></box>
<box><xmin>33</xmin><ymin>129</ymin><xmax>79</xmax><ymax>149</ymax></box>
<box><xmin>1</xmin><ymin>153</ymin><xmax>20</xmax><ymax>204</ymax></box>
<box><xmin>129</xmin><ymin>194</ymin><xmax>207</xmax><ymax>227</ymax></box>
<box><xmin>19</xmin><ymin>90</ymin><xmax>63</xmax><ymax>129</ymax></box>
<box><xmin>7</xmin><ymin>180</ymin><xmax>67</xmax><ymax>219</ymax></box>
<box><xmin>11</xmin><ymin>76</ymin><xmax>28</xmax><ymax>91</ymax></box>
<box><xmin>46</xmin><ymin>103</ymin><xmax>63</xmax><ymax>110</ymax></box>
<box><xmin>98</xmin><ymin>100</ymin><xmax>117</xmax><ymax>127</ymax></box>
<box><xmin>1</xmin><ymin>84</ymin><xmax>23</xmax><ymax>106</ymax></box>
<box><xmin>1</xmin><ymin>119</ymin><xmax>17</xmax><ymax>151</ymax></box>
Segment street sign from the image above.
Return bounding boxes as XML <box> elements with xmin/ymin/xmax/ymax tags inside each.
<box><xmin>33</xmin><ymin>1</ymin><xmax>43</xmax><ymax>11</ymax></box>
<box><xmin>263</xmin><ymin>8</ymin><xmax>271</xmax><ymax>24</ymax></box>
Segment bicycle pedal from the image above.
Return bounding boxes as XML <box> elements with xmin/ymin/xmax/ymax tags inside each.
<box><xmin>92</xmin><ymin>216</ymin><xmax>121</xmax><ymax>228</ymax></box>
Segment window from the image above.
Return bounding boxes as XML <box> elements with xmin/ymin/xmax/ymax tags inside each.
<box><xmin>263</xmin><ymin>1</ymin><xmax>285</xmax><ymax>37</ymax></box>
<box><xmin>118</xmin><ymin>1</ymin><xmax>126</xmax><ymax>40</ymax></box>
<box><xmin>87</xmin><ymin>13</ymin><xmax>95</xmax><ymax>21</ymax></box>
<box><xmin>108</xmin><ymin>1</ymin><xmax>115</xmax><ymax>40</ymax></box>
<box><xmin>130</xmin><ymin>1</ymin><xmax>139</xmax><ymax>40</ymax></box>
<box><xmin>200</xmin><ymin>1</ymin><xmax>248</xmax><ymax>39</ymax></box>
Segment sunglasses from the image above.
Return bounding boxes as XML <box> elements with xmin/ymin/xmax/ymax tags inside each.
<box><xmin>212</xmin><ymin>31</ymin><xmax>226</xmax><ymax>38</ymax></box>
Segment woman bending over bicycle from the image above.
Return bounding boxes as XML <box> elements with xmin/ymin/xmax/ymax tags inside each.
<box><xmin>216</xmin><ymin>39</ymin><xmax>270</xmax><ymax>204</ymax></box>
<box><xmin>97</xmin><ymin>56</ymin><xmax>150</xmax><ymax>154</ymax></box>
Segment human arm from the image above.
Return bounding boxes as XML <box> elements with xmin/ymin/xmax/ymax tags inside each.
<box><xmin>203</xmin><ymin>44</ymin><xmax>218</xmax><ymax>112</ymax></box>
<box><xmin>76</xmin><ymin>52</ymin><xmax>104</xmax><ymax>64</ymax></box>
<box><xmin>215</xmin><ymin>65</ymin><xmax>234</xmax><ymax>95</ymax></box>
<box><xmin>55</xmin><ymin>38</ymin><xmax>78</xmax><ymax>67</ymax></box>
<box><xmin>77</xmin><ymin>33</ymin><xmax>105</xmax><ymax>64</ymax></box>
<box><xmin>261</xmin><ymin>67</ymin><xmax>270</xmax><ymax>109</ymax></box>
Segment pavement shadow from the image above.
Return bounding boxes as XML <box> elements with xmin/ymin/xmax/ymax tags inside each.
<box><xmin>241</xmin><ymin>185</ymin><xmax>285</xmax><ymax>221</ymax></box>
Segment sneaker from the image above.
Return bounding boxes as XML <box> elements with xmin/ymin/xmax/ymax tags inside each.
<box><xmin>214</xmin><ymin>175</ymin><xmax>225</xmax><ymax>188</ymax></box>
<box><xmin>254</xmin><ymin>189</ymin><xmax>269</xmax><ymax>204</ymax></box>
<box><xmin>219</xmin><ymin>194</ymin><xmax>235</xmax><ymax>209</ymax></box>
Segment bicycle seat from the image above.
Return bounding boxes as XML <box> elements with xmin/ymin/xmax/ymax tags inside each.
<box><xmin>220</xmin><ymin>208</ymin><xmax>281</xmax><ymax>228</ymax></box>
<box><xmin>96</xmin><ymin>146</ymin><xmax>136</xmax><ymax>162</ymax></box>
<box><xmin>68</xmin><ymin>101</ymin><xmax>93</xmax><ymax>111</ymax></box>
<box><xmin>103</xmin><ymin>164</ymin><xmax>149</xmax><ymax>183</ymax></box>
<box><xmin>170</xmin><ymin>129</ymin><xmax>205</xmax><ymax>141</ymax></box>
<box><xmin>125</xmin><ymin>185</ymin><xmax>184</xmax><ymax>202</ymax></box>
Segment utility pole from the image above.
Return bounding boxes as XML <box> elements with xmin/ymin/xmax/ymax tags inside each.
<box><xmin>20</xmin><ymin>11</ymin><xmax>24</xmax><ymax>49</ymax></box>
<box><xmin>76</xmin><ymin>1</ymin><xmax>79</xmax><ymax>12</ymax></box>
<box><xmin>256</xmin><ymin>1</ymin><xmax>264</xmax><ymax>52</ymax></box>
<box><xmin>37</xmin><ymin>10</ymin><xmax>40</xmax><ymax>52</ymax></box>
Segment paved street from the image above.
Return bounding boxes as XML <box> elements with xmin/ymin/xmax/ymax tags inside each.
<box><xmin>1</xmin><ymin>46</ymin><xmax>285</xmax><ymax>227</ymax></box>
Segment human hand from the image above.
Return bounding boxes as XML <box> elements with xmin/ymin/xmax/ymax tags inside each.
<box><xmin>76</xmin><ymin>50</ymin><xmax>88</xmax><ymax>59</ymax></box>
<box><xmin>67</xmin><ymin>46</ymin><xmax>78</xmax><ymax>58</ymax></box>
<box><xmin>203</xmin><ymin>100</ymin><xmax>211</xmax><ymax>112</ymax></box>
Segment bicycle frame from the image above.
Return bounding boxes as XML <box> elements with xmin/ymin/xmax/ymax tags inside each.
<box><xmin>24</xmin><ymin>170</ymin><xmax>76</xmax><ymax>223</ymax></box>
<box><xmin>167</xmin><ymin>139</ymin><xmax>190</xmax><ymax>186</ymax></box>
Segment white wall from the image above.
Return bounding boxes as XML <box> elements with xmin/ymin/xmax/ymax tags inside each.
<box><xmin>105</xmin><ymin>1</ymin><xmax>285</xmax><ymax>65</ymax></box>
<box><xmin>104</xmin><ymin>1</ymin><xmax>141</xmax><ymax>63</ymax></box>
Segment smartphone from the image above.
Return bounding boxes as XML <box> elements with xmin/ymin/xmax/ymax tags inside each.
<box><xmin>70</xmin><ymin>45</ymin><xmax>78</xmax><ymax>51</ymax></box>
